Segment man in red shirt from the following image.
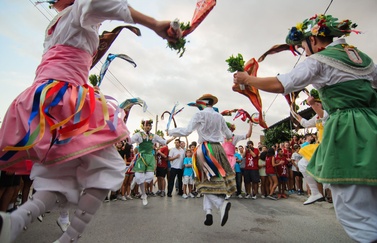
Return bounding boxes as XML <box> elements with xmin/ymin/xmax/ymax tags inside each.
<box><xmin>243</xmin><ymin>141</ymin><xmax>260</xmax><ymax>199</ymax></box>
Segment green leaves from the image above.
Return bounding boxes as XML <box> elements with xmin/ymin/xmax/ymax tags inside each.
<box><xmin>226</xmin><ymin>53</ymin><xmax>245</xmax><ymax>73</ymax></box>
<box><xmin>167</xmin><ymin>38</ymin><xmax>187</xmax><ymax>58</ymax></box>
<box><xmin>167</xmin><ymin>22</ymin><xmax>190</xmax><ymax>58</ymax></box>
<box><xmin>263</xmin><ymin>123</ymin><xmax>292</xmax><ymax>148</ymax></box>
<box><xmin>88</xmin><ymin>74</ymin><xmax>100</xmax><ymax>87</ymax></box>
<box><xmin>310</xmin><ymin>89</ymin><xmax>319</xmax><ymax>99</ymax></box>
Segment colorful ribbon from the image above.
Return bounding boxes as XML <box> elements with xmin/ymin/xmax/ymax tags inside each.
<box><xmin>1</xmin><ymin>79</ymin><xmax>119</xmax><ymax>161</ymax></box>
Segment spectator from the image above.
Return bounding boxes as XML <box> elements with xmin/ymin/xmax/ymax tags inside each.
<box><xmin>182</xmin><ymin>150</ymin><xmax>195</xmax><ymax>199</ymax></box>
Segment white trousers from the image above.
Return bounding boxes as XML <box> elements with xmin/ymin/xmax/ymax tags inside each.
<box><xmin>203</xmin><ymin>194</ymin><xmax>224</xmax><ymax>214</ymax></box>
<box><xmin>331</xmin><ymin>184</ymin><xmax>377</xmax><ymax>243</ymax></box>
<box><xmin>31</xmin><ymin>146</ymin><xmax>126</xmax><ymax>203</ymax></box>
<box><xmin>134</xmin><ymin>171</ymin><xmax>154</xmax><ymax>185</ymax></box>
<box><xmin>298</xmin><ymin>157</ymin><xmax>321</xmax><ymax>196</ymax></box>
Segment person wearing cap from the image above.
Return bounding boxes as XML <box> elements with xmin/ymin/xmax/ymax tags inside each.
<box><xmin>234</xmin><ymin>14</ymin><xmax>377</xmax><ymax>242</ymax></box>
<box><xmin>168</xmin><ymin>94</ymin><xmax>236</xmax><ymax>227</ymax></box>
<box><xmin>129</xmin><ymin>119</ymin><xmax>174</xmax><ymax>206</ymax></box>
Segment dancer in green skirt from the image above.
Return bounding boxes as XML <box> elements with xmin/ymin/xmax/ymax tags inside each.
<box><xmin>234</xmin><ymin>14</ymin><xmax>377</xmax><ymax>242</ymax></box>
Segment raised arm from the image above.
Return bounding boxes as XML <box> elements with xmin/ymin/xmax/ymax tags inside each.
<box><xmin>234</xmin><ymin>72</ymin><xmax>285</xmax><ymax>93</ymax></box>
<box><xmin>128</xmin><ymin>6</ymin><xmax>181</xmax><ymax>42</ymax></box>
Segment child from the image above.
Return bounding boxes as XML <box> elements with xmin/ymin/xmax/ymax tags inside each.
<box><xmin>265</xmin><ymin>148</ymin><xmax>278</xmax><ymax>200</ymax></box>
<box><xmin>275</xmin><ymin>148</ymin><xmax>288</xmax><ymax>199</ymax></box>
<box><xmin>0</xmin><ymin>1</ymin><xmax>181</xmax><ymax>242</ymax></box>
<box><xmin>182</xmin><ymin>150</ymin><xmax>195</xmax><ymax>199</ymax></box>
<box><xmin>291</xmin><ymin>144</ymin><xmax>304</xmax><ymax>195</ymax></box>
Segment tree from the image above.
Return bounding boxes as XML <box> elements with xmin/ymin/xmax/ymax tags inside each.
<box><xmin>263</xmin><ymin>123</ymin><xmax>292</xmax><ymax>148</ymax></box>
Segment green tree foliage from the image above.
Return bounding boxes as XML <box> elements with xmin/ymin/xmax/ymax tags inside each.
<box><xmin>263</xmin><ymin>123</ymin><xmax>292</xmax><ymax>148</ymax></box>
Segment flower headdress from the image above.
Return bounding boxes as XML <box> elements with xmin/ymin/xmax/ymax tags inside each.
<box><xmin>140</xmin><ymin>119</ymin><xmax>153</xmax><ymax>128</ymax></box>
<box><xmin>286</xmin><ymin>14</ymin><xmax>359</xmax><ymax>45</ymax></box>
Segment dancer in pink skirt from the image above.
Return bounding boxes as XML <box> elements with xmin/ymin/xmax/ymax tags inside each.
<box><xmin>0</xmin><ymin>1</ymin><xmax>181</xmax><ymax>242</ymax></box>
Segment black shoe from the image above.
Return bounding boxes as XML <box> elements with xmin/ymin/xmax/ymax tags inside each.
<box><xmin>220</xmin><ymin>202</ymin><xmax>231</xmax><ymax>226</ymax></box>
<box><xmin>167</xmin><ymin>194</ymin><xmax>172</xmax><ymax>197</ymax></box>
<box><xmin>204</xmin><ymin>214</ymin><xmax>213</xmax><ymax>226</ymax></box>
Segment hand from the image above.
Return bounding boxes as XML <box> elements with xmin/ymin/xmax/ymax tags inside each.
<box><xmin>233</xmin><ymin>71</ymin><xmax>249</xmax><ymax>86</ymax></box>
<box><xmin>306</xmin><ymin>96</ymin><xmax>316</xmax><ymax>106</ymax></box>
<box><xmin>154</xmin><ymin>20</ymin><xmax>182</xmax><ymax>43</ymax></box>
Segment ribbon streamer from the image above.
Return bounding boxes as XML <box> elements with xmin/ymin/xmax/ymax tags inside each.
<box><xmin>166</xmin><ymin>103</ymin><xmax>179</xmax><ymax>131</ymax></box>
<box><xmin>98</xmin><ymin>53</ymin><xmax>136</xmax><ymax>87</ymax></box>
<box><xmin>232</xmin><ymin>58</ymin><xmax>268</xmax><ymax>128</ymax></box>
<box><xmin>119</xmin><ymin>98</ymin><xmax>147</xmax><ymax>123</ymax></box>
<box><xmin>91</xmin><ymin>25</ymin><xmax>141</xmax><ymax>69</ymax></box>
<box><xmin>233</xmin><ymin>109</ymin><xmax>252</xmax><ymax>122</ymax></box>
<box><xmin>187</xmin><ymin>102</ymin><xmax>219</xmax><ymax>112</ymax></box>
<box><xmin>182</xmin><ymin>0</ymin><xmax>217</xmax><ymax>37</ymax></box>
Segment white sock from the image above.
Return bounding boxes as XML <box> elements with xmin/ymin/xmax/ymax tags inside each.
<box><xmin>10</xmin><ymin>191</ymin><xmax>65</xmax><ymax>242</ymax></box>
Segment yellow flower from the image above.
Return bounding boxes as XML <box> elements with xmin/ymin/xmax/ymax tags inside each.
<box><xmin>311</xmin><ymin>25</ymin><xmax>320</xmax><ymax>35</ymax></box>
<box><xmin>296</xmin><ymin>22</ymin><xmax>304</xmax><ymax>31</ymax></box>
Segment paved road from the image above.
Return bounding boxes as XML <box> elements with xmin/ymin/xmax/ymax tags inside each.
<box><xmin>16</xmin><ymin>193</ymin><xmax>352</xmax><ymax>243</ymax></box>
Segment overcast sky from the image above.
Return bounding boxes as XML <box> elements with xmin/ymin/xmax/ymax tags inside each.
<box><xmin>0</xmin><ymin>0</ymin><xmax>376</xmax><ymax>147</ymax></box>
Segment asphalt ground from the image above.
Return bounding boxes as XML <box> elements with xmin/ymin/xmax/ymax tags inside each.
<box><xmin>15</xmin><ymin>191</ymin><xmax>352</xmax><ymax>243</ymax></box>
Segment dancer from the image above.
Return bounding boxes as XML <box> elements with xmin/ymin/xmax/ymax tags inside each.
<box><xmin>222</xmin><ymin>121</ymin><xmax>252</xmax><ymax>199</ymax></box>
<box><xmin>168</xmin><ymin>94</ymin><xmax>236</xmax><ymax>227</ymax></box>
<box><xmin>129</xmin><ymin>119</ymin><xmax>174</xmax><ymax>206</ymax></box>
<box><xmin>234</xmin><ymin>14</ymin><xmax>377</xmax><ymax>242</ymax></box>
<box><xmin>0</xmin><ymin>1</ymin><xmax>181</xmax><ymax>242</ymax></box>
<box><xmin>291</xmin><ymin>97</ymin><xmax>327</xmax><ymax>205</ymax></box>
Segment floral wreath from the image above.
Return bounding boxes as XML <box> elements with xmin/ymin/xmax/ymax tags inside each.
<box><xmin>140</xmin><ymin>119</ymin><xmax>153</xmax><ymax>128</ymax></box>
<box><xmin>286</xmin><ymin>14</ymin><xmax>359</xmax><ymax>45</ymax></box>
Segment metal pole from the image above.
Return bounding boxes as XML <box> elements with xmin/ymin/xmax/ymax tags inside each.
<box><xmin>155</xmin><ymin>114</ymin><xmax>158</xmax><ymax>134</ymax></box>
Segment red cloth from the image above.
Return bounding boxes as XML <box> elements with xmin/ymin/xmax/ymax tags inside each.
<box><xmin>265</xmin><ymin>156</ymin><xmax>275</xmax><ymax>174</ymax></box>
<box><xmin>244</xmin><ymin>148</ymin><xmax>259</xmax><ymax>170</ymax></box>
<box><xmin>275</xmin><ymin>155</ymin><xmax>288</xmax><ymax>177</ymax></box>
<box><xmin>156</xmin><ymin>146</ymin><xmax>169</xmax><ymax>169</ymax></box>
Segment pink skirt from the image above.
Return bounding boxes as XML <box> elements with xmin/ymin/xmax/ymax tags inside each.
<box><xmin>0</xmin><ymin>45</ymin><xmax>129</xmax><ymax>173</ymax></box>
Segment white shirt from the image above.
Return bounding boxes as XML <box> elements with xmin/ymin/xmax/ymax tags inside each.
<box><xmin>300</xmin><ymin>110</ymin><xmax>329</xmax><ymax>128</ymax></box>
<box><xmin>129</xmin><ymin>132</ymin><xmax>166</xmax><ymax>145</ymax></box>
<box><xmin>169</xmin><ymin>147</ymin><xmax>185</xmax><ymax>169</ymax></box>
<box><xmin>231</xmin><ymin>134</ymin><xmax>246</xmax><ymax>146</ymax></box>
<box><xmin>277</xmin><ymin>39</ymin><xmax>377</xmax><ymax>95</ymax></box>
<box><xmin>291</xmin><ymin>152</ymin><xmax>302</xmax><ymax>172</ymax></box>
<box><xmin>168</xmin><ymin>107</ymin><xmax>233</xmax><ymax>144</ymax></box>
<box><xmin>44</xmin><ymin>0</ymin><xmax>134</xmax><ymax>55</ymax></box>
